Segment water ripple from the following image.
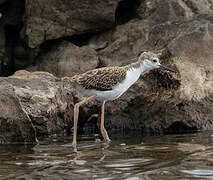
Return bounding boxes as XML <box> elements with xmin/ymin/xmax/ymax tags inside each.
<box><xmin>1</xmin><ymin>131</ymin><xmax>213</xmax><ymax>179</ymax></box>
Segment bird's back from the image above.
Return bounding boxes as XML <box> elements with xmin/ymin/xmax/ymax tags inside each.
<box><xmin>68</xmin><ymin>66</ymin><xmax>128</xmax><ymax>91</ymax></box>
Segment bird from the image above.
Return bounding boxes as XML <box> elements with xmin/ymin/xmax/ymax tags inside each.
<box><xmin>62</xmin><ymin>51</ymin><xmax>176</xmax><ymax>150</ymax></box>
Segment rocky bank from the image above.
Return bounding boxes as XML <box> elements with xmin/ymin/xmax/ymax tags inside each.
<box><xmin>0</xmin><ymin>0</ymin><xmax>213</xmax><ymax>143</ymax></box>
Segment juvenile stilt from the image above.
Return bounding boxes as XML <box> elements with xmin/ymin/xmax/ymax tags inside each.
<box><xmin>100</xmin><ymin>101</ymin><xmax>110</xmax><ymax>142</ymax></box>
<box><xmin>72</xmin><ymin>95</ymin><xmax>96</xmax><ymax>150</ymax></box>
<box><xmin>63</xmin><ymin>51</ymin><xmax>176</xmax><ymax>151</ymax></box>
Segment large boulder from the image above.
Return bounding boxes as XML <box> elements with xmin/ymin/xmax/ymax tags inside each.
<box><xmin>9</xmin><ymin>71</ymin><xmax>75</xmax><ymax>136</ymax></box>
<box><xmin>88</xmin><ymin>0</ymin><xmax>213</xmax><ymax>65</ymax></box>
<box><xmin>137</xmin><ymin>0</ymin><xmax>213</xmax><ymax>24</ymax></box>
<box><xmin>25</xmin><ymin>0</ymin><xmax>120</xmax><ymax>48</ymax></box>
<box><xmin>0</xmin><ymin>71</ymin><xmax>76</xmax><ymax>143</ymax></box>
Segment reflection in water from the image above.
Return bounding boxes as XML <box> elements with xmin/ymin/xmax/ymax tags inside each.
<box><xmin>1</xmin><ymin>131</ymin><xmax>213</xmax><ymax>179</ymax></box>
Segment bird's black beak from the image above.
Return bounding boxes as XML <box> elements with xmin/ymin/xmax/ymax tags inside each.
<box><xmin>159</xmin><ymin>65</ymin><xmax>176</xmax><ymax>73</ymax></box>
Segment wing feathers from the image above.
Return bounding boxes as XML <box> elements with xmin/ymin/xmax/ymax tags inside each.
<box><xmin>69</xmin><ymin>66</ymin><xmax>127</xmax><ymax>91</ymax></box>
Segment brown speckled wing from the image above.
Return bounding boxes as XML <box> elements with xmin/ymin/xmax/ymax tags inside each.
<box><xmin>69</xmin><ymin>66</ymin><xmax>127</xmax><ymax>91</ymax></box>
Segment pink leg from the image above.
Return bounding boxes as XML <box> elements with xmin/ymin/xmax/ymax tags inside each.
<box><xmin>100</xmin><ymin>101</ymin><xmax>110</xmax><ymax>142</ymax></box>
<box><xmin>72</xmin><ymin>95</ymin><xmax>96</xmax><ymax>151</ymax></box>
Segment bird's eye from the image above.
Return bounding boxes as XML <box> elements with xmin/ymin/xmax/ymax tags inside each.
<box><xmin>152</xmin><ymin>59</ymin><xmax>157</xmax><ymax>63</ymax></box>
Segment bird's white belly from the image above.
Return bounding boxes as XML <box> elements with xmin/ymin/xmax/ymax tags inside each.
<box><xmin>76</xmin><ymin>67</ymin><xmax>141</xmax><ymax>101</ymax></box>
<box><xmin>77</xmin><ymin>87</ymin><xmax>122</xmax><ymax>101</ymax></box>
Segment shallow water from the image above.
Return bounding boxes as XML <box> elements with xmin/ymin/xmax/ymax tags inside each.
<box><xmin>1</xmin><ymin>131</ymin><xmax>213</xmax><ymax>180</ymax></box>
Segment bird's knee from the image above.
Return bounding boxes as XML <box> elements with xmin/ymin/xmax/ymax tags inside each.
<box><xmin>74</xmin><ymin>103</ymin><xmax>80</xmax><ymax>111</ymax></box>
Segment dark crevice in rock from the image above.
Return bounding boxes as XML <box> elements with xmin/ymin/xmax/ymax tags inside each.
<box><xmin>164</xmin><ymin>121</ymin><xmax>198</xmax><ymax>134</ymax></box>
<box><xmin>62</xmin><ymin>32</ymin><xmax>95</xmax><ymax>47</ymax></box>
<box><xmin>0</xmin><ymin>0</ymin><xmax>25</xmax><ymax>76</ymax></box>
<box><xmin>39</xmin><ymin>39</ymin><xmax>61</xmax><ymax>55</ymax></box>
<box><xmin>32</xmin><ymin>39</ymin><xmax>61</xmax><ymax>66</ymax></box>
<box><xmin>115</xmin><ymin>0</ymin><xmax>141</xmax><ymax>25</ymax></box>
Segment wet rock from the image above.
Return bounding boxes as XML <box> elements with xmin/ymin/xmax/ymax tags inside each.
<box><xmin>0</xmin><ymin>70</ymin><xmax>78</xmax><ymax>143</ymax></box>
<box><xmin>25</xmin><ymin>0</ymin><xmax>120</xmax><ymax>48</ymax></box>
<box><xmin>36</xmin><ymin>41</ymin><xmax>99</xmax><ymax>77</ymax></box>
<box><xmin>0</xmin><ymin>79</ymin><xmax>37</xmax><ymax>144</ymax></box>
<box><xmin>9</xmin><ymin>71</ymin><xmax>76</xmax><ymax>136</ymax></box>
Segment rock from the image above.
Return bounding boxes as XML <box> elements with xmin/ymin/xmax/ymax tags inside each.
<box><xmin>137</xmin><ymin>0</ymin><xmax>213</xmax><ymax>24</ymax></box>
<box><xmin>9</xmin><ymin>70</ymin><xmax>76</xmax><ymax>136</ymax></box>
<box><xmin>36</xmin><ymin>41</ymin><xmax>99</xmax><ymax>77</ymax></box>
<box><xmin>87</xmin><ymin>10</ymin><xmax>213</xmax><ymax>134</ymax></box>
<box><xmin>0</xmin><ymin>79</ymin><xmax>37</xmax><ymax>144</ymax></box>
<box><xmin>89</xmin><ymin>0</ymin><xmax>213</xmax><ymax>64</ymax></box>
<box><xmin>0</xmin><ymin>70</ymin><xmax>79</xmax><ymax>143</ymax></box>
<box><xmin>25</xmin><ymin>0</ymin><xmax>120</xmax><ymax>48</ymax></box>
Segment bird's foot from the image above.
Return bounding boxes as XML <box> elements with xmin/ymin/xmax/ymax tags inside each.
<box><xmin>72</xmin><ymin>142</ymin><xmax>78</xmax><ymax>153</ymax></box>
<box><xmin>101</xmin><ymin>139</ymin><xmax>111</xmax><ymax>150</ymax></box>
<box><xmin>104</xmin><ymin>138</ymin><xmax>111</xmax><ymax>143</ymax></box>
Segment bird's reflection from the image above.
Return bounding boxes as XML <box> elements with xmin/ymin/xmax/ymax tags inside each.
<box><xmin>69</xmin><ymin>140</ymin><xmax>110</xmax><ymax>166</ymax></box>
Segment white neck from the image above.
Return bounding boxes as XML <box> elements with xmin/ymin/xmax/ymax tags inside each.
<box><xmin>124</xmin><ymin>60</ymin><xmax>152</xmax><ymax>88</ymax></box>
<box><xmin>111</xmin><ymin>65</ymin><xmax>142</xmax><ymax>99</ymax></box>
<box><xmin>140</xmin><ymin>60</ymin><xmax>150</xmax><ymax>73</ymax></box>
<box><xmin>125</xmin><ymin>66</ymin><xmax>142</xmax><ymax>87</ymax></box>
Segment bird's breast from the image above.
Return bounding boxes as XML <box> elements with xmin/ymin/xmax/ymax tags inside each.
<box><xmin>112</xmin><ymin>67</ymin><xmax>141</xmax><ymax>97</ymax></box>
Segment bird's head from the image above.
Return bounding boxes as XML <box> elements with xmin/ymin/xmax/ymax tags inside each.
<box><xmin>138</xmin><ymin>51</ymin><xmax>176</xmax><ymax>73</ymax></box>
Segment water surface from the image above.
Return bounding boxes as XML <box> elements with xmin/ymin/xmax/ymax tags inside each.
<box><xmin>1</xmin><ymin>131</ymin><xmax>213</xmax><ymax>179</ymax></box>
